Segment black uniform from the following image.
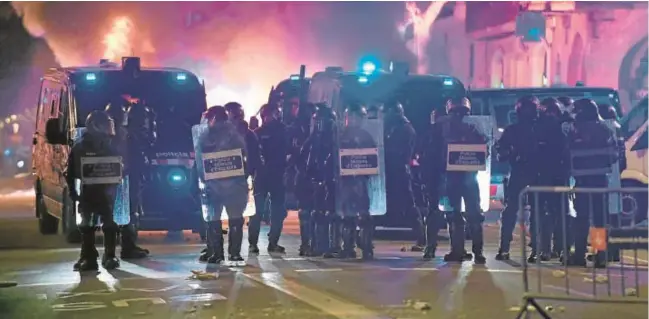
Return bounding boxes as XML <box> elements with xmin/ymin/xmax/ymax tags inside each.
<box><xmin>495</xmin><ymin>97</ymin><xmax>541</xmax><ymax>261</ymax></box>
<box><xmin>250</xmin><ymin>105</ymin><xmax>289</xmax><ymax>253</ymax></box>
<box><xmin>67</xmin><ymin>111</ymin><xmax>122</xmax><ymax>271</ymax></box>
<box><xmin>384</xmin><ymin>104</ymin><xmax>423</xmax><ymax>250</ymax></box>
<box><xmin>566</xmin><ymin>99</ymin><xmax>618</xmax><ymax>267</ymax></box>
<box><xmin>299</xmin><ymin>106</ymin><xmax>337</xmax><ymax>257</ymax></box>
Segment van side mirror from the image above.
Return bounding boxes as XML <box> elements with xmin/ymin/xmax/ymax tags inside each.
<box><xmin>45</xmin><ymin>118</ymin><xmax>68</xmax><ymax>145</ymax></box>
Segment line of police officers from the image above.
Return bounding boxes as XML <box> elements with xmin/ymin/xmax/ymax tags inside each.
<box><xmin>67</xmin><ymin>92</ymin><xmax>620</xmax><ymax>271</ymax></box>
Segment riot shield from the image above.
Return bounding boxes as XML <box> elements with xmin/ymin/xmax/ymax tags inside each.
<box><xmin>334</xmin><ymin>111</ymin><xmax>387</xmax><ymax>217</ymax></box>
<box><xmin>192</xmin><ymin>124</ymin><xmax>255</xmax><ymax>221</ymax></box>
<box><xmin>72</xmin><ymin>128</ymin><xmax>130</xmax><ymax>226</ymax></box>
<box><xmin>440</xmin><ymin>116</ymin><xmax>494</xmax><ymax>213</ymax></box>
<box><xmin>603</xmin><ymin>119</ymin><xmax>623</xmax><ymax>215</ymax></box>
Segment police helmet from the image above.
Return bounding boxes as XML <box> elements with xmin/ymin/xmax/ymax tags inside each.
<box><xmin>383</xmin><ymin>100</ymin><xmax>404</xmax><ymax>116</ymax></box>
<box><xmin>86</xmin><ymin>110</ymin><xmax>115</xmax><ymax>136</ymax></box>
<box><xmin>203</xmin><ymin>105</ymin><xmax>229</xmax><ymax>124</ymax></box>
<box><xmin>259</xmin><ymin>103</ymin><xmax>281</xmax><ymax>120</ymax></box>
<box><xmin>540</xmin><ymin>97</ymin><xmax>562</xmax><ymax>118</ymax></box>
<box><xmin>557</xmin><ymin>96</ymin><xmax>574</xmax><ymax>111</ymax></box>
<box><xmin>105</xmin><ymin>103</ymin><xmax>127</xmax><ymax>127</ymax></box>
<box><xmin>446</xmin><ymin>97</ymin><xmax>471</xmax><ymax>115</ymax></box>
<box><xmin>312</xmin><ymin>104</ymin><xmax>335</xmax><ymax>133</ymax></box>
<box><xmin>573</xmin><ymin>99</ymin><xmax>601</xmax><ymax>122</ymax></box>
<box><xmin>345</xmin><ymin>102</ymin><xmax>367</xmax><ymax>117</ymax></box>
<box><xmin>598</xmin><ymin>103</ymin><xmax>618</xmax><ymax>120</ymax></box>
<box><xmin>515</xmin><ymin>95</ymin><xmax>539</xmax><ymax>122</ymax></box>
<box><xmin>224</xmin><ymin>102</ymin><xmax>245</xmax><ymax>121</ymax></box>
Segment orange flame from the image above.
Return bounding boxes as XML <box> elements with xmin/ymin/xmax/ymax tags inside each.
<box><xmin>102</xmin><ymin>16</ymin><xmax>134</xmax><ymax>61</ymax></box>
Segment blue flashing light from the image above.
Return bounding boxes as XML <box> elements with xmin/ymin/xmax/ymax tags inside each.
<box><xmin>171</xmin><ymin>174</ymin><xmax>183</xmax><ymax>182</ymax></box>
<box><xmin>3</xmin><ymin>149</ymin><xmax>11</xmax><ymax>157</ymax></box>
<box><xmin>527</xmin><ymin>27</ymin><xmax>541</xmax><ymax>41</ymax></box>
<box><xmin>358</xmin><ymin>76</ymin><xmax>369</xmax><ymax>84</ymax></box>
<box><xmin>167</xmin><ymin>168</ymin><xmax>187</xmax><ymax>187</ymax></box>
<box><xmin>17</xmin><ymin>160</ymin><xmax>24</xmax><ymax>169</ymax></box>
<box><xmin>361</xmin><ymin>61</ymin><xmax>376</xmax><ymax>75</ymax></box>
<box><xmin>443</xmin><ymin>78</ymin><xmax>454</xmax><ymax>86</ymax></box>
<box><xmin>289</xmin><ymin>74</ymin><xmax>300</xmax><ymax>81</ymax></box>
<box><xmin>85</xmin><ymin>73</ymin><xmax>97</xmax><ymax>81</ymax></box>
<box><xmin>176</xmin><ymin>73</ymin><xmax>187</xmax><ymax>81</ymax></box>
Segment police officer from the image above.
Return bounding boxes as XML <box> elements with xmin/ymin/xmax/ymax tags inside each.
<box><xmin>338</xmin><ymin>103</ymin><xmax>378</xmax><ymax>259</ymax></box>
<box><xmin>300</xmin><ymin>105</ymin><xmax>338</xmax><ymax>257</ymax></box>
<box><xmin>566</xmin><ymin>99</ymin><xmax>618</xmax><ymax>267</ymax></box>
<box><xmin>289</xmin><ymin>103</ymin><xmax>317</xmax><ymax>256</ymax></box>
<box><xmin>68</xmin><ymin>111</ymin><xmax>122</xmax><ymax>271</ymax></box>
<box><xmin>537</xmin><ymin>98</ymin><xmax>571</xmax><ymax>261</ymax></box>
<box><xmin>120</xmin><ymin>100</ymin><xmax>156</xmax><ymax>259</ymax></box>
<box><xmin>224</xmin><ymin>102</ymin><xmax>262</xmax><ymax>197</ymax></box>
<box><xmin>249</xmin><ymin>104</ymin><xmax>288</xmax><ymax>254</ymax></box>
<box><xmin>420</xmin><ymin>106</ymin><xmax>448</xmax><ymax>259</ymax></box>
<box><xmin>495</xmin><ymin>96</ymin><xmax>542</xmax><ymax>261</ymax></box>
<box><xmin>383</xmin><ymin>102</ymin><xmax>424</xmax><ymax>251</ymax></box>
<box><xmin>197</xmin><ymin>106</ymin><xmax>249</xmax><ymax>265</ymax></box>
<box><xmin>434</xmin><ymin>97</ymin><xmax>487</xmax><ymax>264</ymax></box>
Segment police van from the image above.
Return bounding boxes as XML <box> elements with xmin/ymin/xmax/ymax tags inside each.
<box><xmin>307</xmin><ymin>62</ymin><xmax>467</xmax><ymax>229</ymax></box>
<box><xmin>468</xmin><ymin>87</ymin><xmax>623</xmax><ymax>209</ymax></box>
<box><xmin>33</xmin><ymin>57</ymin><xmax>207</xmax><ymax>242</ymax></box>
<box><xmin>619</xmin><ymin>97</ymin><xmax>648</xmax><ymax>223</ymax></box>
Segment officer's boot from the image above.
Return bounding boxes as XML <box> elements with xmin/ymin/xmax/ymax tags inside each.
<box><xmin>339</xmin><ymin>217</ymin><xmax>357</xmax><ymax>259</ymax></box>
<box><xmin>410</xmin><ymin>207</ymin><xmax>426</xmax><ymax>252</ymax></box>
<box><xmin>314</xmin><ymin>212</ymin><xmax>330</xmax><ymax>256</ymax></box>
<box><xmin>444</xmin><ymin>212</ymin><xmax>466</xmax><ymax>263</ymax></box>
<box><xmin>120</xmin><ymin>224</ymin><xmax>149</xmax><ymax>259</ymax></box>
<box><xmin>75</xmin><ymin>226</ymin><xmax>99</xmax><ymax>272</ymax></box>
<box><xmin>324</xmin><ymin>215</ymin><xmax>342</xmax><ymax>258</ymax></box>
<box><xmin>468</xmin><ymin>215</ymin><xmax>486</xmax><ymax>264</ymax></box>
<box><xmin>101</xmin><ymin>223</ymin><xmax>120</xmax><ymax>270</ymax></box>
<box><xmin>359</xmin><ymin>215</ymin><xmax>374</xmax><ymax>260</ymax></box>
<box><xmin>298</xmin><ymin>210</ymin><xmax>312</xmax><ymax>256</ymax></box>
<box><xmin>228</xmin><ymin>219</ymin><xmax>245</xmax><ymax>266</ymax></box>
<box><xmin>423</xmin><ymin>209</ymin><xmax>440</xmax><ymax>260</ymax></box>
<box><xmin>445</xmin><ymin>212</ymin><xmax>472</xmax><ymax>261</ymax></box>
<box><xmin>248</xmin><ymin>215</ymin><xmax>261</xmax><ymax>254</ymax></box>
<box><xmin>496</xmin><ymin>208</ymin><xmax>516</xmax><ymax>261</ymax></box>
<box><xmin>206</xmin><ymin>221</ymin><xmax>225</xmax><ymax>264</ymax></box>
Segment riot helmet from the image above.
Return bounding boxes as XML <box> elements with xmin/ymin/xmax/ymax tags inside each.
<box><xmin>573</xmin><ymin>99</ymin><xmax>601</xmax><ymax>122</ymax></box>
<box><xmin>259</xmin><ymin>103</ymin><xmax>281</xmax><ymax>124</ymax></box>
<box><xmin>345</xmin><ymin>102</ymin><xmax>367</xmax><ymax>128</ymax></box>
<box><xmin>249</xmin><ymin>116</ymin><xmax>259</xmax><ymax>130</ymax></box>
<box><xmin>383</xmin><ymin>100</ymin><xmax>404</xmax><ymax>118</ymax></box>
<box><xmin>446</xmin><ymin>97</ymin><xmax>471</xmax><ymax>116</ymax></box>
<box><xmin>598</xmin><ymin>103</ymin><xmax>618</xmax><ymax>120</ymax></box>
<box><xmin>515</xmin><ymin>95</ymin><xmax>539</xmax><ymax>123</ymax></box>
<box><xmin>224</xmin><ymin>102</ymin><xmax>245</xmax><ymax>122</ymax></box>
<box><xmin>557</xmin><ymin>96</ymin><xmax>574</xmax><ymax>113</ymax></box>
<box><xmin>203</xmin><ymin>105</ymin><xmax>229</xmax><ymax>129</ymax></box>
<box><xmin>540</xmin><ymin>97</ymin><xmax>562</xmax><ymax>119</ymax></box>
<box><xmin>105</xmin><ymin>97</ymin><xmax>128</xmax><ymax>127</ymax></box>
<box><xmin>85</xmin><ymin>111</ymin><xmax>115</xmax><ymax>137</ymax></box>
<box><xmin>312</xmin><ymin>103</ymin><xmax>335</xmax><ymax>134</ymax></box>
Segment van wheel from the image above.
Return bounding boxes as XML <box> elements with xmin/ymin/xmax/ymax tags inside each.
<box><xmin>37</xmin><ymin>194</ymin><xmax>58</xmax><ymax>235</ymax></box>
<box><xmin>61</xmin><ymin>190</ymin><xmax>82</xmax><ymax>244</ymax></box>
<box><xmin>622</xmin><ymin>180</ymin><xmax>648</xmax><ymax>224</ymax></box>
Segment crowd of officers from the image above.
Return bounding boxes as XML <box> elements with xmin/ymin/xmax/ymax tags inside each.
<box><xmin>66</xmin><ymin>92</ymin><xmax>621</xmax><ymax>271</ymax></box>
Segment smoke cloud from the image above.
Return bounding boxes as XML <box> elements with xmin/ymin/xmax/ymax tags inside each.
<box><xmin>10</xmin><ymin>2</ymin><xmax>334</xmax><ymax>115</ymax></box>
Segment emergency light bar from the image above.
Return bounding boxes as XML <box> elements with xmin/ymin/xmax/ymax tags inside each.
<box><xmin>85</xmin><ymin>73</ymin><xmax>97</xmax><ymax>81</ymax></box>
<box><xmin>176</xmin><ymin>73</ymin><xmax>187</xmax><ymax>81</ymax></box>
<box><xmin>289</xmin><ymin>74</ymin><xmax>300</xmax><ymax>80</ymax></box>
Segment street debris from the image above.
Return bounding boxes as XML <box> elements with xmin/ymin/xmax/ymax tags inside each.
<box><xmin>552</xmin><ymin>270</ymin><xmax>566</xmax><ymax>278</ymax></box>
<box><xmin>583</xmin><ymin>274</ymin><xmax>608</xmax><ymax>284</ymax></box>
<box><xmin>187</xmin><ymin>270</ymin><xmax>219</xmax><ymax>281</ymax></box>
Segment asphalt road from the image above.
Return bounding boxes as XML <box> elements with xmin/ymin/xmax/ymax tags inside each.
<box><xmin>0</xmin><ymin>183</ymin><xmax>647</xmax><ymax>319</ymax></box>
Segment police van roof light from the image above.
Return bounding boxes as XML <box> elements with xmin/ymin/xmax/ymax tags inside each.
<box><xmin>358</xmin><ymin>76</ymin><xmax>369</xmax><ymax>84</ymax></box>
<box><xmin>361</xmin><ymin>61</ymin><xmax>376</xmax><ymax>75</ymax></box>
<box><xmin>86</xmin><ymin>73</ymin><xmax>97</xmax><ymax>81</ymax></box>
<box><xmin>176</xmin><ymin>73</ymin><xmax>187</xmax><ymax>81</ymax></box>
<box><xmin>289</xmin><ymin>74</ymin><xmax>300</xmax><ymax>80</ymax></box>
<box><xmin>443</xmin><ymin>78</ymin><xmax>453</xmax><ymax>86</ymax></box>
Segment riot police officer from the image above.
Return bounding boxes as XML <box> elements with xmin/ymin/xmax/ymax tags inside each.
<box><xmin>288</xmin><ymin>103</ymin><xmax>317</xmax><ymax>256</ymax></box>
<box><xmin>383</xmin><ymin>102</ymin><xmax>423</xmax><ymax>251</ymax></box>
<box><xmin>224</xmin><ymin>102</ymin><xmax>261</xmax><ymax>195</ymax></box>
<box><xmin>433</xmin><ymin>97</ymin><xmax>487</xmax><ymax>264</ymax></box>
<box><xmin>300</xmin><ymin>105</ymin><xmax>338</xmax><ymax>257</ymax></box>
<box><xmin>120</xmin><ymin>100</ymin><xmax>156</xmax><ymax>259</ymax></box>
<box><xmin>495</xmin><ymin>96</ymin><xmax>541</xmax><ymax>261</ymax></box>
<box><xmin>566</xmin><ymin>99</ymin><xmax>618</xmax><ymax>267</ymax></box>
<box><xmin>196</xmin><ymin>106</ymin><xmax>249</xmax><ymax>265</ymax></box>
<box><xmin>338</xmin><ymin>103</ymin><xmax>378</xmax><ymax>259</ymax></box>
<box><xmin>68</xmin><ymin>111</ymin><xmax>122</xmax><ymax>271</ymax></box>
<box><xmin>249</xmin><ymin>104</ymin><xmax>288</xmax><ymax>254</ymax></box>
<box><xmin>537</xmin><ymin>98</ymin><xmax>571</xmax><ymax>261</ymax></box>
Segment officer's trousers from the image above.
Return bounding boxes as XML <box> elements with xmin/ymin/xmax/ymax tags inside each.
<box><xmin>499</xmin><ymin>172</ymin><xmax>536</xmax><ymax>253</ymax></box>
<box><xmin>78</xmin><ymin>196</ymin><xmax>118</xmax><ymax>260</ymax></box>
<box><xmin>446</xmin><ymin>172</ymin><xmax>484</xmax><ymax>256</ymax></box>
<box><xmin>249</xmin><ymin>182</ymin><xmax>287</xmax><ymax>247</ymax></box>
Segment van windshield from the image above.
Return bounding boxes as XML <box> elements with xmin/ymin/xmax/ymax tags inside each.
<box><xmin>72</xmin><ymin>70</ymin><xmax>206</xmax><ymax>151</ymax></box>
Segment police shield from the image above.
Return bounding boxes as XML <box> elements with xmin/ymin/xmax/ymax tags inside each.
<box><xmin>334</xmin><ymin>108</ymin><xmax>387</xmax><ymax>217</ymax></box>
<box><xmin>72</xmin><ymin>128</ymin><xmax>130</xmax><ymax>226</ymax></box>
<box><xmin>441</xmin><ymin>116</ymin><xmax>494</xmax><ymax>213</ymax></box>
<box><xmin>603</xmin><ymin>119</ymin><xmax>623</xmax><ymax>216</ymax></box>
<box><xmin>192</xmin><ymin>124</ymin><xmax>255</xmax><ymax>221</ymax></box>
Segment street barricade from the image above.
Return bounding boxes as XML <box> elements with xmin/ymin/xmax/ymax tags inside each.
<box><xmin>514</xmin><ymin>186</ymin><xmax>648</xmax><ymax>319</ymax></box>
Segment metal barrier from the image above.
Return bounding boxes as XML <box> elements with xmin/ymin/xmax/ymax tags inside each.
<box><xmin>515</xmin><ymin>186</ymin><xmax>648</xmax><ymax>319</ymax></box>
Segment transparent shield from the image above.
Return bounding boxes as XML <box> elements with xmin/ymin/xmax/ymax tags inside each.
<box><xmin>603</xmin><ymin>119</ymin><xmax>622</xmax><ymax>215</ymax></box>
<box><xmin>192</xmin><ymin>124</ymin><xmax>254</xmax><ymax>221</ymax></box>
<box><xmin>440</xmin><ymin>115</ymin><xmax>494</xmax><ymax>213</ymax></box>
<box><xmin>334</xmin><ymin>112</ymin><xmax>387</xmax><ymax>217</ymax></box>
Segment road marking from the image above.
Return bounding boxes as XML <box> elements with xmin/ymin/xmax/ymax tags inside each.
<box><xmin>389</xmin><ymin>267</ymin><xmax>438</xmax><ymax>271</ymax></box>
<box><xmin>112</xmin><ymin>297</ymin><xmax>167</xmax><ymax>308</ymax></box>
<box><xmin>242</xmin><ymin>272</ymin><xmax>391</xmax><ymax>319</ymax></box>
<box><xmin>294</xmin><ymin>268</ymin><xmax>343</xmax><ymax>273</ymax></box>
<box><xmin>6</xmin><ymin>270</ymin><xmax>43</xmax><ymax>276</ymax></box>
<box><xmin>544</xmin><ymin>284</ymin><xmax>593</xmax><ymax>298</ymax></box>
<box><xmin>169</xmin><ymin>293</ymin><xmax>227</xmax><ymax>303</ymax></box>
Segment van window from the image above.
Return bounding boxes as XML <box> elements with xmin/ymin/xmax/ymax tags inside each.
<box><xmin>59</xmin><ymin>88</ymin><xmax>69</xmax><ymax>131</ymax></box>
<box><xmin>620</xmin><ymin>98</ymin><xmax>648</xmax><ymax>140</ymax></box>
<box><xmin>49</xmin><ymin>88</ymin><xmax>59</xmax><ymax>117</ymax></box>
<box><xmin>36</xmin><ymin>83</ymin><xmax>49</xmax><ymax>132</ymax></box>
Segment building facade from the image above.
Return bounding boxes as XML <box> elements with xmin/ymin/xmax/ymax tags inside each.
<box><xmin>425</xmin><ymin>1</ymin><xmax>648</xmax><ymax>112</ymax></box>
